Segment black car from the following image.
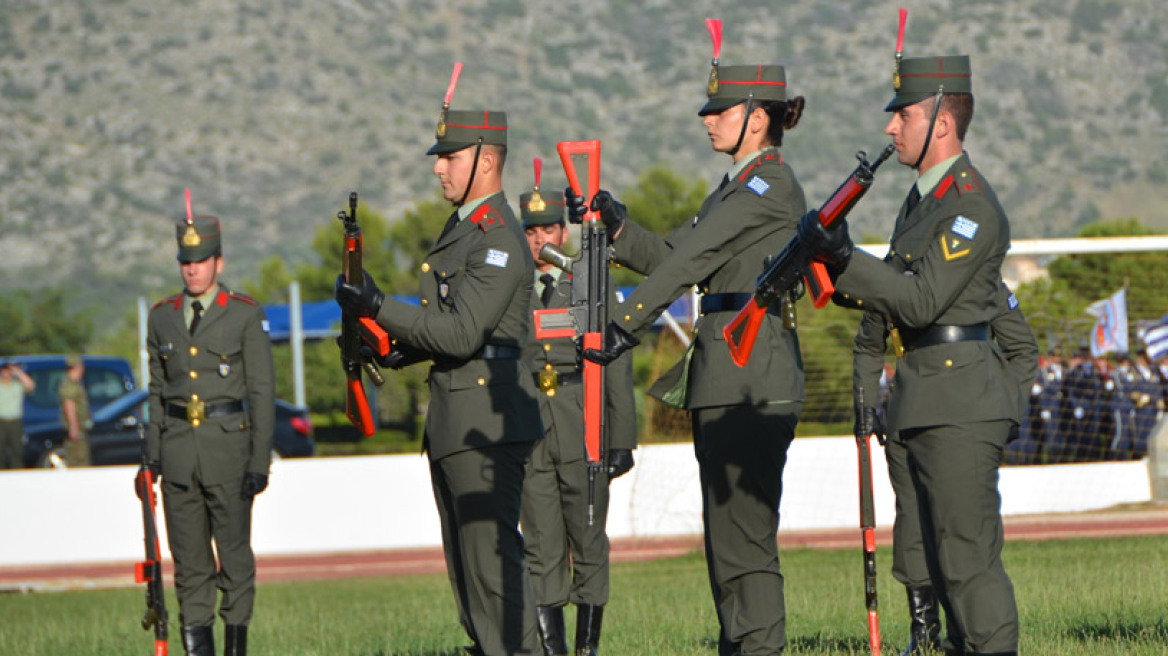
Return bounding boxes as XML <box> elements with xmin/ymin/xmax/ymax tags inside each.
<box><xmin>22</xmin><ymin>389</ymin><xmax>315</xmax><ymax>468</ymax></box>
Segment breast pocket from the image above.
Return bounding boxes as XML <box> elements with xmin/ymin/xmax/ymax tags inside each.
<box><xmin>206</xmin><ymin>339</ymin><xmax>244</xmax><ymax>380</ymax></box>
<box><xmin>431</xmin><ymin>264</ymin><xmax>464</xmax><ymax>309</ymax></box>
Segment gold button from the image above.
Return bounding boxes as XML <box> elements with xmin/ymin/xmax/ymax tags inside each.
<box><xmin>191</xmin><ymin>394</ymin><xmax>199</xmax><ymax>401</ymax></box>
<box><xmin>477</xmin><ymin>377</ymin><xmax>486</xmax><ymax>386</ymax></box>
<box><xmin>543</xmin><ymin>344</ymin><xmax>552</xmax><ymax>352</ymax></box>
<box><xmin>190</xmin><ymin>371</ymin><xmax>198</xmax><ymax>379</ymax></box>
<box><xmin>636</xmin><ymin>303</ymin><xmax>643</xmax><ymax>310</ymax></box>
<box><xmin>547</xmin><ymin>389</ymin><xmax>556</xmax><ymax>398</ymax></box>
<box><xmin>544</xmin><ymin>363</ymin><xmax>553</xmax><ymax>370</ymax></box>
<box><xmin>857</xmin><ymin>299</ymin><xmax>864</xmax><ymax>307</ymax></box>
<box><xmin>960</xmin><ymin>171</ymin><xmax>968</xmax><ymax>177</ymax></box>
<box><xmin>906</xmin><ymin>254</ymin><xmax>912</xmax><ymax>260</ymax></box>
<box><xmin>624</xmin><ymin>315</ymin><xmax>631</xmax><ymax>322</ymax></box>
<box><xmin>842</xmin><ymin>293</ymin><xmax>850</xmax><ymax>299</ymax></box>
<box><xmin>421</xmin><ymin>262</ymin><xmax>431</xmax><ymax>273</ymax></box>
<box><xmin>889</xmin><ymin>249</ymin><xmax>896</xmax><ymax>256</ymax></box>
<box><xmin>945</xmin><ymin>359</ymin><xmax>953</xmax><ymax>367</ymax></box>
<box><xmin>192</xmin><ymin>419</ymin><xmax>201</xmax><ymax>427</ymax></box>
<box><xmin>421</xmin><ymin>298</ymin><xmax>429</xmax><ymax>307</ymax></box>
<box><xmin>614</xmin><ymin>262</ymin><xmax>622</xmax><ymax>269</ymax></box>
<box><xmin>189</xmin><ymin>346</ymin><xmax>198</xmax><ymax>356</ymax></box>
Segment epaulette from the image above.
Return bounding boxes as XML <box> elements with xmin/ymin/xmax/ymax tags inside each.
<box><xmin>736</xmin><ymin>150</ymin><xmax>783</xmax><ymax>183</ymax></box>
<box><xmin>468</xmin><ymin>204</ymin><xmax>505</xmax><ymax>232</ymax></box>
<box><xmin>934</xmin><ymin>167</ymin><xmax>984</xmax><ymax>200</ymax></box>
<box><xmin>225</xmin><ymin>289</ymin><xmax>258</xmax><ymax>306</ymax></box>
<box><xmin>154</xmin><ymin>294</ymin><xmax>183</xmax><ymax>310</ymax></box>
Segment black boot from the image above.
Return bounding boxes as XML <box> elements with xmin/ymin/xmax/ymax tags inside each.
<box><xmin>900</xmin><ymin>585</ymin><xmax>941</xmax><ymax>655</ymax></box>
<box><xmin>181</xmin><ymin>625</ymin><xmax>215</xmax><ymax>656</ymax></box>
<box><xmin>224</xmin><ymin>624</ymin><xmax>247</xmax><ymax>656</ymax></box>
<box><xmin>574</xmin><ymin>604</ymin><xmax>603</xmax><ymax>656</ymax></box>
<box><xmin>537</xmin><ymin>606</ymin><xmax>569</xmax><ymax>656</ymax></box>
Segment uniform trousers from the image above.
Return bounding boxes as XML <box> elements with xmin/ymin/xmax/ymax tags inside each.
<box><xmin>693</xmin><ymin>403</ymin><xmax>798</xmax><ymax>656</ymax></box>
<box><xmin>162</xmin><ymin>472</ymin><xmax>255</xmax><ymax>627</ymax></box>
<box><xmin>902</xmin><ymin>420</ymin><xmax>1018</xmax><ymax>654</ymax></box>
<box><xmin>431</xmin><ymin>441</ymin><xmax>540</xmax><ymax>656</ymax></box>
<box><xmin>0</xmin><ymin>419</ymin><xmax>22</xmax><ymax>468</ymax></box>
<box><xmin>520</xmin><ymin>427</ymin><xmax>611</xmax><ymax>607</ymax></box>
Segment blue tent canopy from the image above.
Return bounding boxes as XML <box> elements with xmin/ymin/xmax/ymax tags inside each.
<box><xmin>262</xmin><ymin>289</ymin><xmax>695</xmax><ymax>344</ymax></box>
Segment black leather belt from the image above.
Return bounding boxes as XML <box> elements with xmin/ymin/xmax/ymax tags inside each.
<box><xmin>902</xmin><ymin>324</ymin><xmax>990</xmax><ymax>351</ymax></box>
<box><xmin>166</xmin><ymin>400</ymin><xmax>244</xmax><ymax>423</ymax></box>
<box><xmin>700</xmin><ymin>293</ymin><xmax>783</xmax><ymax>316</ymax></box>
<box><xmin>533</xmin><ymin>370</ymin><xmax>583</xmax><ymax>387</ymax></box>
<box><xmin>477</xmin><ymin>344</ymin><xmax>520</xmax><ymax>360</ymax></box>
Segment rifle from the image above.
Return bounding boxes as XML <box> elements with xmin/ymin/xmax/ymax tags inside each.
<box><xmin>338</xmin><ymin>191</ymin><xmax>391</xmax><ymax>437</ymax></box>
<box><xmin>723</xmin><ymin>145</ymin><xmax>896</xmax><ymax>366</ymax></box>
<box><xmin>531</xmin><ymin>139</ymin><xmax>608</xmax><ymax>526</ymax></box>
<box><xmin>855</xmin><ymin>387</ymin><xmax>882</xmax><ymax>656</ymax></box>
<box><xmin>134</xmin><ymin>431</ymin><xmax>168</xmax><ymax>656</ymax></box>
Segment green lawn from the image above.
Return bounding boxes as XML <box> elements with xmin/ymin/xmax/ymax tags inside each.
<box><xmin>2</xmin><ymin>535</ymin><xmax>1165</xmax><ymax>655</ymax></box>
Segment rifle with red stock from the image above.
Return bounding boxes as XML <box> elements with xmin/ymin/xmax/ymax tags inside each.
<box><xmin>134</xmin><ymin>439</ymin><xmax>169</xmax><ymax>656</ymax></box>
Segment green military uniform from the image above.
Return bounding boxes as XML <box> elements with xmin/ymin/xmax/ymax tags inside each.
<box><xmin>834</xmin><ymin>55</ymin><xmax>1024</xmax><ymax>655</ymax></box>
<box><xmin>0</xmin><ymin>363</ymin><xmax>32</xmax><ymax>469</ymax></box>
<box><xmin>57</xmin><ymin>357</ymin><xmax>91</xmax><ymax>467</ymax></box>
<box><xmin>147</xmin><ymin>213</ymin><xmax>275</xmax><ymax>653</ymax></box>
<box><xmin>368</xmin><ymin>107</ymin><xmax>543</xmax><ymax>656</ymax></box>
<box><xmin>608</xmin><ymin>63</ymin><xmax>806</xmax><ymax>656</ymax></box>
<box><xmin>517</xmin><ymin>180</ymin><xmax>638</xmax><ymax>655</ymax></box>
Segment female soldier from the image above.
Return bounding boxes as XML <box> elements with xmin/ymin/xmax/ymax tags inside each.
<box><xmin>573</xmin><ymin>35</ymin><xmax>808</xmax><ymax>656</ymax></box>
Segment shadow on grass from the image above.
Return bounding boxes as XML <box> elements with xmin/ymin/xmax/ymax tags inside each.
<box><xmin>699</xmin><ymin>633</ymin><xmax>885</xmax><ymax>654</ymax></box>
<box><xmin>1066</xmin><ymin>617</ymin><xmax>1168</xmax><ymax>643</ymax></box>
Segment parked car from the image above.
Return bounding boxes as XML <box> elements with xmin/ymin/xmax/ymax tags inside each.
<box><xmin>7</xmin><ymin>354</ymin><xmax>137</xmax><ymax>427</ymax></box>
<box><xmin>22</xmin><ymin>389</ymin><xmax>315</xmax><ymax>469</ymax></box>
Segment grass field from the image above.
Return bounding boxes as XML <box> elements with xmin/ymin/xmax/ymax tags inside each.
<box><xmin>2</xmin><ymin>535</ymin><xmax>1166</xmax><ymax>655</ymax></box>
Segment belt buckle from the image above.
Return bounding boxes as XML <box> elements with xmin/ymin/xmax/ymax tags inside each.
<box><xmin>186</xmin><ymin>400</ymin><xmax>206</xmax><ymax>425</ymax></box>
<box><xmin>538</xmin><ymin>367</ymin><xmax>559</xmax><ymax>395</ymax></box>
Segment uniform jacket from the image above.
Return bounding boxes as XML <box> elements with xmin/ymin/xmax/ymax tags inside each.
<box><xmin>611</xmin><ymin>147</ymin><xmax>806</xmax><ymax>409</ymax></box>
<box><xmin>146</xmin><ymin>285</ymin><xmax>275</xmax><ymax>486</ymax></box>
<box><xmin>375</xmin><ymin>192</ymin><xmax>544</xmax><ymax>460</ymax></box>
<box><xmin>837</xmin><ymin>152</ymin><xmax>1019</xmax><ymax>431</ymax></box>
<box><xmin>524</xmin><ymin>272</ymin><xmax>637</xmax><ymax>460</ymax></box>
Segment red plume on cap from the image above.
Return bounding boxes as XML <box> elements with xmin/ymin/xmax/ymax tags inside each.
<box><xmin>528</xmin><ymin>157</ymin><xmax>547</xmax><ymax>211</ymax></box>
<box><xmin>706</xmin><ymin>18</ymin><xmax>722</xmax><ymax>96</ymax></box>
<box><xmin>436</xmin><ymin>62</ymin><xmax>463</xmax><ymax>138</ymax></box>
<box><xmin>184</xmin><ymin>187</ymin><xmax>194</xmax><ymax>225</ymax></box>
<box><xmin>894</xmin><ymin>8</ymin><xmax>907</xmax><ymax>89</ymax></box>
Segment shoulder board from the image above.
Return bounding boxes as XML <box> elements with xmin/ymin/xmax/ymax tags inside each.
<box><xmin>226</xmin><ymin>290</ymin><xmax>258</xmax><ymax>306</ymax></box>
<box><xmin>735</xmin><ymin>150</ymin><xmax>783</xmax><ymax>183</ymax></box>
<box><xmin>934</xmin><ymin>168</ymin><xmax>984</xmax><ymax>199</ymax></box>
<box><xmin>468</xmin><ymin>204</ymin><xmax>505</xmax><ymax>232</ymax></box>
<box><xmin>154</xmin><ymin>294</ymin><xmax>183</xmax><ymax>310</ymax></box>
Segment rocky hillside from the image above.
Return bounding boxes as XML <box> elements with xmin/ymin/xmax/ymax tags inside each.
<box><xmin>1</xmin><ymin>0</ymin><xmax>1165</xmax><ymax>319</ymax></box>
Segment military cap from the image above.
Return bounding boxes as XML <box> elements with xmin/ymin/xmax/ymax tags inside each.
<box><xmin>520</xmin><ymin>188</ymin><xmax>566</xmax><ymax>228</ymax></box>
<box><xmin>65</xmin><ymin>354</ymin><xmax>82</xmax><ymax>368</ymax></box>
<box><xmin>699</xmin><ymin>64</ymin><xmax>787</xmax><ymax>116</ymax></box>
<box><xmin>427</xmin><ymin>109</ymin><xmax>508</xmax><ymax>155</ymax></box>
<box><xmin>175</xmin><ymin>214</ymin><xmax>222</xmax><ymax>262</ymax></box>
<box><xmin>887</xmin><ymin>55</ymin><xmax>972</xmax><ymax>111</ymax></box>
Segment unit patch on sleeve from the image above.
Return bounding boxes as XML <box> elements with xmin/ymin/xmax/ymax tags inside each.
<box><xmin>745</xmin><ymin>176</ymin><xmax>770</xmax><ymax>197</ymax></box>
<box><xmin>485</xmin><ymin>249</ymin><xmax>510</xmax><ymax>268</ymax></box>
<box><xmin>951</xmin><ymin>215</ymin><xmax>979</xmax><ymax>240</ymax></box>
<box><xmin>1008</xmin><ymin>293</ymin><xmax>1020</xmax><ymax>310</ymax></box>
<box><xmin>261</xmin><ymin>320</ymin><xmax>270</xmax><ymax>333</ymax></box>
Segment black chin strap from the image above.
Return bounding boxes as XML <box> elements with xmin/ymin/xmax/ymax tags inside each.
<box><xmin>456</xmin><ymin>139</ymin><xmax>484</xmax><ymax>207</ymax></box>
<box><xmin>912</xmin><ymin>89</ymin><xmax>944</xmax><ymax>170</ymax></box>
<box><xmin>730</xmin><ymin>94</ymin><xmax>755</xmax><ymax>157</ymax></box>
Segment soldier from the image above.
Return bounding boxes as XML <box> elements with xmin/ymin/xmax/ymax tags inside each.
<box><xmin>335</xmin><ymin>74</ymin><xmax>544</xmax><ymax>656</ymax></box>
<box><xmin>576</xmin><ymin>30</ymin><xmax>809</xmax><ymax>656</ymax></box>
<box><xmin>0</xmin><ymin>359</ymin><xmax>35</xmax><ymax>468</ymax></box>
<box><xmin>58</xmin><ymin>355</ymin><xmax>91</xmax><ymax>467</ymax></box>
<box><xmin>856</xmin><ymin>282</ymin><xmax>1037</xmax><ymax>654</ymax></box>
<box><xmin>146</xmin><ymin>206</ymin><xmax>275</xmax><ymax>656</ymax></box>
<box><xmin>799</xmin><ymin>48</ymin><xmax>1034</xmax><ymax>654</ymax></box>
<box><xmin>517</xmin><ymin>160</ymin><xmax>637</xmax><ymax>656</ymax></box>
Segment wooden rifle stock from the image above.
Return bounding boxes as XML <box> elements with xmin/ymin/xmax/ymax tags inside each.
<box><xmin>724</xmin><ymin>145</ymin><xmax>896</xmax><ymax>367</ymax></box>
<box><xmin>338</xmin><ymin>192</ymin><xmax>390</xmax><ymax>437</ymax></box>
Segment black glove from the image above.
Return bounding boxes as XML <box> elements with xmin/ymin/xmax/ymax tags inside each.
<box><xmin>242</xmin><ymin>472</ymin><xmax>269</xmax><ymax>500</ymax></box>
<box><xmin>583</xmin><ymin>322</ymin><xmax>640</xmax><ymax>366</ymax></box>
<box><xmin>565</xmin><ymin>187</ymin><xmax>588</xmax><ymax>225</ymax></box>
<box><xmin>335</xmin><ymin>271</ymin><xmax>385</xmax><ymax>318</ymax></box>
<box><xmin>134</xmin><ymin>462</ymin><xmax>162</xmax><ymax>499</ymax></box>
<box><xmin>855</xmin><ymin>405</ymin><xmax>887</xmax><ymax>446</ymax></box>
<box><xmin>607</xmin><ymin>448</ymin><xmax>635</xmax><ymax>479</ymax></box>
<box><xmin>797</xmin><ymin>210</ymin><xmax>854</xmax><ymax>270</ymax></box>
<box><xmin>590</xmin><ymin>190</ymin><xmax>627</xmax><ymax>234</ymax></box>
